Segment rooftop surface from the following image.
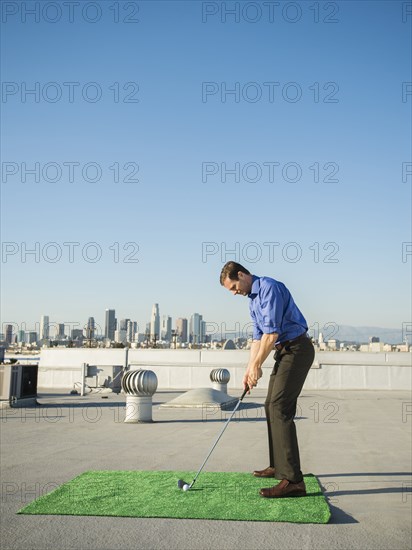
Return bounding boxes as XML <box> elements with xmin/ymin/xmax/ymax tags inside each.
<box><xmin>1</xmin><ymin>389</ymin><xmax>411</xmax><ymax>550</ymax></box>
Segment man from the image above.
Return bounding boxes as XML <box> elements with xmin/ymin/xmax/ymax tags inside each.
<box><xmin>220</xmin><ymin>261</ymin><xmax>315</xmax><ymax>498</ymax></box>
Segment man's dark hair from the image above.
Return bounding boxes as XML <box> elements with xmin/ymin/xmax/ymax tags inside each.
<box><xmin>220</xmin><ymin>261</ymin><xmax>251</xmax><ymax>285</ymax></box>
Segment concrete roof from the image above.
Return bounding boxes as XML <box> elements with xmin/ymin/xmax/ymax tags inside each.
<box><xmin>1</xmin><ymin>389</ymin><xmax>411</xmax><ymax>550</ymax></box>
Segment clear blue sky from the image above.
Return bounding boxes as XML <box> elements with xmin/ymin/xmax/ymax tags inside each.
<box><xmin>1</xmin><ymin>0</ymin><xmax>411</xmax><ymax>337</ymax></box>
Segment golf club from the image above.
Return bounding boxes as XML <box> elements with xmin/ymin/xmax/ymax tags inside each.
<box><xmin>177</xmin><ymin>385</ymin><xmax>249</xmax><ymax>492</ymax></box>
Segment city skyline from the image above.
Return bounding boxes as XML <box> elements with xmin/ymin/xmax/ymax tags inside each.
<box><xmin>1</xmin><ymin>305</ymin><xmax>210</xmax><ymax>342</ymax></box>
<box><xmin>1</xmin><ymin>304</ymin><xmax>410</xmax><ymax>346</ymax></box>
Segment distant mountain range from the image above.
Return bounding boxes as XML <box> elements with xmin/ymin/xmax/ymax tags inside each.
<box><xmin>318</xmin><ymin>325</ymin><xmax>407</xmax><ymax>344</ymax></box>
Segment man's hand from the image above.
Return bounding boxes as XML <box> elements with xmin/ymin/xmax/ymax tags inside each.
<box><xmin>244</xmin><ymin>333</ymin><xmax>277</xmax><ymax>392</ymax></box>
<box><xmin>247</xmin><ymin>365</ymin><xmax>263</xmax><ymax>390</ymax></box>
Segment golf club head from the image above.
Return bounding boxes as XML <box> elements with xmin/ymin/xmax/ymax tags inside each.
<box><xmin>177</xmin><ymin>479</ymin><xmax>186</xmax><ymax>489</ymax></box>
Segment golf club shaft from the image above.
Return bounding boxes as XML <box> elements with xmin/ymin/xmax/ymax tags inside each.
<box><xmin>190</xmin><ymin>387</ymin><xmax>249</xmax><ymax>487</ymax></box>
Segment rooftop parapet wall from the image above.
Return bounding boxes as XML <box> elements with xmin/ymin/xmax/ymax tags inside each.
<box><xmin>35</xmin><ymin>349</ymin><xmax>412</xmax><ymax>391</ymax></box>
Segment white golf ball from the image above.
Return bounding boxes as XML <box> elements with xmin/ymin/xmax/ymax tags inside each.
<box><xmin>183</xmin><ymin>484</ymin><xmax>190</xmax><ymax>492</ymax></box>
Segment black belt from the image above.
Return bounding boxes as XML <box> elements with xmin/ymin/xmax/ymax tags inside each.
<box><xmin>275</xmin><ymin>333</ymin><xmax>308</xmax><ymax>351</ymax></box>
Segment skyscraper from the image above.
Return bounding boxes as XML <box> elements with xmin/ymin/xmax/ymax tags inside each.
<box><xmin>57</xmin><ymin>324</ymin><xmax>65</xmax><ymax>339</ymax></box>
<box><xmin>5</xmin><ymin>324</ymin><xmax>13</xmax><ymax>344</ymax></box>
<box><xmin>176</xmin><ymin>318</ymin><xmax>188</xmax><ymax>343</ymax></box>
<box><xmin>150</xmin><ymin>304</ymin><xmax>160</xmax><ymax>341</ymax></box>
<box><xmin>105</xmin><ymin>309</ymin><xmax>116</xmax><ymax>341</ymax></box>
<box><xmin>119</xmin><ymin>319</ymin><xmax>130</xmax><ymax>331</ymax></box>
<box><xmin>40</xmin><ymin>315</ymin><xmax>49</xmax><ymax>341</ymax></box>
<box><xmin>190</xmin><ymin>313</ymin><xmax>205</xmax><ymax>344</ymax></box>
<box><xmin>161</xmin><ymin>316</ymin><xmax>172</xmax><ymax>341</ymax></box>
<box><xmin>114</xmin><ymin>329</ymin><xmax>127</xmax><ymax>344</ymax></box>
<box><xmin>126</xmin><ymin>320</ymin><xmax>137</xmax><ymax>343</ymax></box>
<box><xmin>86</xmin><ymin>317</ymin><xmax>95</xmax><ymax>339</ymax></box>
<box><xmin>26</xmin><ymin>332</ymin><xmax>38</xmax><ymax>344</ymax></box>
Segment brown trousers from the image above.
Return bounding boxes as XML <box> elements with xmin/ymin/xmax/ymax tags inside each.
<box><xmin>264</xmin><ymin>335</ymin><xmax>315</xmax><ymax>483</ymax></box>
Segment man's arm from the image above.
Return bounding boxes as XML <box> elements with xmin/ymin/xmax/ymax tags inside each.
<box><xmin>245</xmin><ymin>333</ymin><xmax>278</xmax><ymax>391</ymax></box>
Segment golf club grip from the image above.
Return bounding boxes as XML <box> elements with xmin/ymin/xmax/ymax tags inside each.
<box><xmin>240</xmin><ymin>386</ymin><xmax>249</xmax><ymax>401</ymax></box>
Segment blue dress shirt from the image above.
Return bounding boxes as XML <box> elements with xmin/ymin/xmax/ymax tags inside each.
<box><xmin>248</xmin><ymin>275</ymin><xmax>308</xmax><ymax>343</ymax></box>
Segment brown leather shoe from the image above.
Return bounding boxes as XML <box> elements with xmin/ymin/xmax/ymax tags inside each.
<box><xmin>253</xmin><ymin>466</ymin><xmax>276</xmax><ymax>478</ymax></box>
<box><xmin>260</xmin><ymin>479</ymin><xmax>306</xmax><ymax>498</ymax></box>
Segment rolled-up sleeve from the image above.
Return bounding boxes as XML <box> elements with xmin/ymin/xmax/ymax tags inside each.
<box><xmin>249</xmin><ymin>301</ymin><xmax>263</xmax><ymax>340</ymax></box>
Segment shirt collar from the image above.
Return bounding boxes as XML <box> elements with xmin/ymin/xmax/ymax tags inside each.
<box><xmin>248</xmin><ymin>275</ymin><xmax>260</xmax><ymax>298</ymax></box>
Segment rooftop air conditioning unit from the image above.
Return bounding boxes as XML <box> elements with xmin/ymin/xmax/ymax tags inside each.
<box><xmin>0</xmin><ymin>364</ymin><xmax>38</xmax><ymax>405</ymax></box>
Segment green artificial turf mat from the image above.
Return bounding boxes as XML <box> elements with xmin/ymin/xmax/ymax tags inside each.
<box><xmin>18</xmin><ymin>471</ymin><xmax>330</xmax><ymax>523</ymax></box>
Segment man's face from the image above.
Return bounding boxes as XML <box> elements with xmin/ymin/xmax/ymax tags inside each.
<box><xmin>222</xmin><ymin>271</ymin><xmax>252</xmax><ymax>296</ymax></box>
